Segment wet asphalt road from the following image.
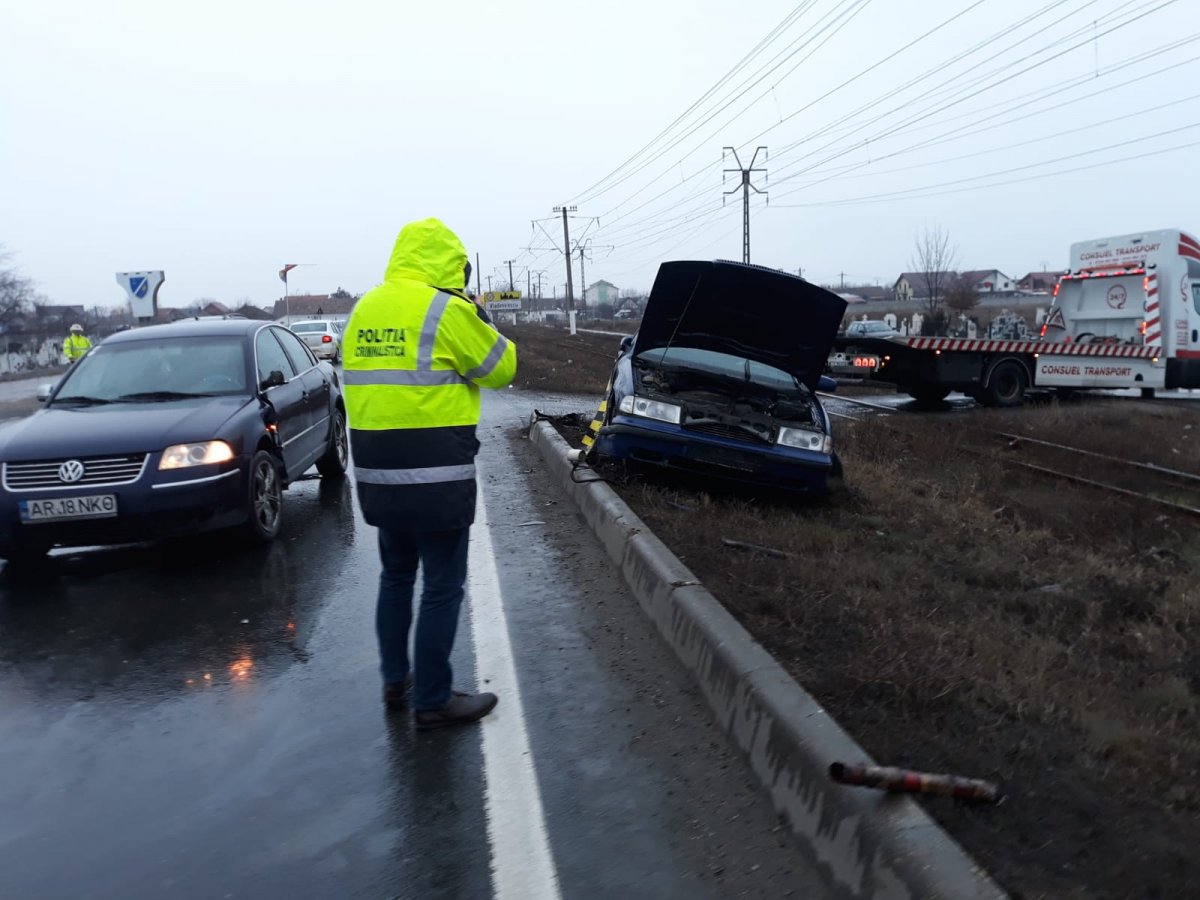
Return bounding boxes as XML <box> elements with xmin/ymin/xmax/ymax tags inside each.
<box><xmin>0</xmin><ymin>389</ymin><xmax>822</xmax><ymax>900</ymax></box>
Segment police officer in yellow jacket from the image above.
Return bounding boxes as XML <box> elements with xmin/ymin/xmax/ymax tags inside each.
<box><xmin>343</xmin><ymin>218</ymin><xmax>517</xmax><ymax>730</ymax></box>
<box><xmin>63</xmin><ymin>323</ymin><xmax>92</xmax><ymax>362</ymax></box>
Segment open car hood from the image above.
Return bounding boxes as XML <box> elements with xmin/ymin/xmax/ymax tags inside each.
<box><xmin>632</xmin><ymin>260</ymin><xmax>847</xmax><ymax>390</ymax></box>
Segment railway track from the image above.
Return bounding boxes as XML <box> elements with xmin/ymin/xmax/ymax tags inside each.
<box><xmin>820</xmin><ymin>392</ymin><xmax>1200</xmax><ymax>518</ymax></box>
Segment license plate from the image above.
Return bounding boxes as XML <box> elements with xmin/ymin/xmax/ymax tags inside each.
<box><xmin>19</xmin><ymin>494</ymin><xmax>118</xmax><ymax>523</ymax></box>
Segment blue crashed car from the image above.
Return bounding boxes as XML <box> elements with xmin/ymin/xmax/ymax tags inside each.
<box><xmin>588</xmin><ymin>260</ymin><xmax>847</xmax><ymax>493</ymax></box>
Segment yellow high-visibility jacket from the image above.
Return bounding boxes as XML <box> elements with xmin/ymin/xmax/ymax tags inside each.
<box><xmin>63</xmin><ymin>333</ymin><xmax>92</xmax><ymax>361</ymax></box>
<box><xmin>343</xmin><ymin>218</ymin><xmax>517</xmax><ymax>531</ymax></box>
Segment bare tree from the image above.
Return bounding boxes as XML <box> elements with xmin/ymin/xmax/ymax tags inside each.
<box><xmin>0</xmin><ymin>246</ymin><xmax>37</xmax><ymax>325</ymax></box>
<box><xmin>944</xmin><ymin>272</ymin><xmax>978</xmax><ymax>316</ymax></box>
<box><xmin>910</xmin><ymin>226</ymin><xmax>957</xmax><ymax>323</ymax></box>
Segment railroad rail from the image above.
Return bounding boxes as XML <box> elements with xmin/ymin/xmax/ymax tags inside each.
<box><xmin>819</xmin><ymin>392</ymin><xmax>1200</xmax><ymax>518</ymax></box>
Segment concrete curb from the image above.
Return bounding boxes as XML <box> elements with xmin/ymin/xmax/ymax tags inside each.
<box><xmin>528</xmin><ymin>420</ymin><xmax>1007</xmax><ymax>900</ymax></box>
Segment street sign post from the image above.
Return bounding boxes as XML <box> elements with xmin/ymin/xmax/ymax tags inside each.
<box><xmin>116</xmin><ymin>270</ymin><xmax>165</xmax><ymax>323</ymax></box>
<box><xmin>484</xmin><ymin>290</ymin><xmax>522</xmax><ymax>312</ymax></box>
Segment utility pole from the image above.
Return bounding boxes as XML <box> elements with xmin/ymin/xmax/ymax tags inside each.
<box><xmin>571</xmin><ymin>240</ymin><xmax>612</xmax><ymax>311</ymax></box>
<box><xmin>553</xmin><ymin>205</ymin><xmax>577</xmax><ymax>310</ymax></box>
<box><xmin>475</xmin><ymin>252</ymin><xmax>481</xmax><ymax>297</ymax></box>
<box><xmin>839</xmin><ymin>272</ymin><xmax>846</xmax><ymax>290</ymax></box>
<box><xmin>486</xmin><ymin>274</ymin><xmax>493</xmax><ymax>292</ymax></box>
<box><xmin>505</xmin><ymin>259</ymin><xmax>515</xmax><ymax>292</ymax></box>
<box><xmin>723</xmin><ymin>146</ymin><xmax>768</xmax><ymax>264</ymax></box>
<box><xmin>577</xmin><ymin>244</ymin><xmax>589</xmax><ymax>310</ymax></box>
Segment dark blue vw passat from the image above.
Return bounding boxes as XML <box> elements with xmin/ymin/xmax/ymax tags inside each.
<box><xmin>0</xmin><ymin>319</ymin><xmax>347</xmax><ymax>565</ymax></box>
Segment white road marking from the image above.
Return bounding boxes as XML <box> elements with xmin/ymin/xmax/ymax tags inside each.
<box><xmin>469</xmin><ymin>483</ymin><xmax>562</xmax><ymax>900</ymax></box>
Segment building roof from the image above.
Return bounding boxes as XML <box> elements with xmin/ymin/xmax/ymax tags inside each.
<box><xmin>234</xmin><ymin>304</ymin><xmax>274</xmax><ymax>320</ymax></box>
<box><xmin>1018</xmin><ymin>271</ymin><xmax>1062</xmax><ymax>284</ymax></box>
<box><xmin>272</xmin><ymin>294</ymin><xmax>357</xmax><ymax>318</ymax></box>
<box><xmin>960</xmin><ymin>269</ymin><xmax>1012</xmax><ymax>284</ymax></box>
<box><xmin>894</xmin><ymin>271</ymin><xmax>955</xmax><ymax>293</ymax></box>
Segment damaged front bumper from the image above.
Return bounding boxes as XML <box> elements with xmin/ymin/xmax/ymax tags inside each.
<box><xmin>593</xmin><ymin>415</ymin><xmax>835</xmax><ymax>493</ymax></box>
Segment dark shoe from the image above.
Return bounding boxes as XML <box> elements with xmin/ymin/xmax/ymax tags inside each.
<box><xmin>414</xmin><ymin>691</ymin><xmax>498</xmax><ymax>731</ymax></box>
<box><xmin>382</xmin><ymin>675</ymin><xmax>413</xmax><ymax>709</ymax></box>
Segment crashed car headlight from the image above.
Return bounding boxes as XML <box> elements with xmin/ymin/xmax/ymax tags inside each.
<box><xmin>776</xmin><ymin>427</ymin><xmax>832</xmax><ymax>454</ymax></box>
<box><xmin>618</xmin><ymin>395</ymin><xmax>682</xmax><ymax>424</ymax></box>
<box><xmin>159</xmin><ymin>440</ymin><xmax>235</xmax><ymax>470</ymax></box>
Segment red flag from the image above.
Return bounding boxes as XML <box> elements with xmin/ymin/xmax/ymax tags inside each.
<box><xmin>279</xmin><ymin>264</ymin><xmax>298</xmax><ymax>284</ymax></box>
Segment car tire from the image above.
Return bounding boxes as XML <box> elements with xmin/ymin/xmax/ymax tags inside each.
<box><xmin>980</xmin><ymin>361</ymin><xmax>1028</xmax><ymax>407</ymax></box>
<box><xmin>1</xmin><ymin>546</ymin><xmax>51</xmax><ymax>573</ymax></box>
<box><xmin>316</xmin><ymin>407</ymin><xmax>348</xmax><ymax>479</ymax></box>
<box><xmin>332</xmin><ymin>347</ymin><xmax>341</xmax><ymax>365</ymax></box>
<box><xmin>243</xmin><ymin>450</ymin><xmax>284</xmax><ymax>543</ymax></box>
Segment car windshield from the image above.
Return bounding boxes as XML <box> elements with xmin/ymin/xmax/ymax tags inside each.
<box><xmin>53</xmin><ymin>335</ymin><xmax>249</xmax><ymax>403</ymax></box>
<box><xmin>291</xmin><ymin>322</ymin><xmax>326</xmax><ymax>333</ymax></box>
<box><xmin>637</xmin><ymin>346</ymin><xmax>799</xmax><ymax>389</ymax></box>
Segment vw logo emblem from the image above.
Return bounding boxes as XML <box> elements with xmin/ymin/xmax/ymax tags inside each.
<box><xmin>58</xmin><ymin>460</ymin><xmax>85</xmax><ymax>483</ymax></box>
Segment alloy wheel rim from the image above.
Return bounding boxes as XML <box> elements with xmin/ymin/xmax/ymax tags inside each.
<box><xmin>253</xmin><ymin>459</ymin><xmax>281</xmax><ymax>530</ymax></box>
<box><xmin>335</xmin><ymin>412</ymin><xmax>348</xmax><ymax>467</ymax></box>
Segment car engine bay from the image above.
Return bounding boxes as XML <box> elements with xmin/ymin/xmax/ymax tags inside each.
<box><xmin>635</xmin><ymin>362</ymin><xmax>823</xmax><ymax>444</ymax></box>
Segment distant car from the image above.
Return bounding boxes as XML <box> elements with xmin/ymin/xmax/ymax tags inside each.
<box><xmin>842</xmin><ymin>320</ymin><xmax>897</xmax><ymax>338</ymax></box>
<box><xmin>289</xmin><ymin>319</ymin><xmax>344</xmax><ymax>363</ymax></box>
<box><xmin>614</xmin><ymin>309</ymin><xmax>637</xmax><ymax>320</ymax></box>
<box><xmin>589</xmin><ymin>260</ymin><xmax>847</xmax><ymax>493</ymax></box>
<box><xmin>0</xmin><ymin>320</ymin><xmax>347</xmax><ymax>565</ymax></box>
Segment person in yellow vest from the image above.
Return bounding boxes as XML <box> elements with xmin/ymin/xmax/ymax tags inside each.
<box><xmin>63</xmin><ymin>323</ymin><xmax>92</xmax><ymax>363</ymax></box>
<box><xmin>343</xmin><ymin>218</ymin><xmax>517</xmax><ymax>730</ymax></box>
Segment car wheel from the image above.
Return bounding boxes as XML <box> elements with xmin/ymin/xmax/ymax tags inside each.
<box><xmin>316</xmin><ymin>407</ymin><xmax>348</xmax><ymax>478</ymax></box>
<box><xmin>1</xmin><ymin>545</ymin><xmax>51</xmax><ymax>573</ymax></box>
<box><xmin>244</xmin><ymin>450</ymin><xmax>283</xmax><ymax>542</ymax></box>
<box><xmin>332</xmin><ymin>347</ymin><xmax>341</xmax><ymax>365</ymax></box>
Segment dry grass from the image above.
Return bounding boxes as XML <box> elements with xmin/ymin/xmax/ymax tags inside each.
<box><xmin>517</xmin><ymin>330</ymin><xmax>1200</xmax><ymax>896</ymax></box>
<box><xmin>506</xmin><ymin>324</ymin><xmax>619</xmax><ymax>395</ymax></box>
<box><xmin>609</xmin><ymin>414</ymin><xmax>1200</xmax><ymax>899</ymax></box>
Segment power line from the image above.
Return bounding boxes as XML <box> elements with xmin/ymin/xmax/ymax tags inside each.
<box><xmin>766</xmin><ymin>0</ymin><xmax>1177</xmax><ymax>188</ymax></box>
<box><xmin>585</xmin><ymin>0</ymin><xmax>1076</xmax><ymax>245</ymax></box>
<box><xmin>770</xmin><ymin>132</ymin><xmax>1200</xmax><ymax>207</ymax></box>
<box><xmin>586</xmin><ymin>0</ymin><xmax>872</xmax><ymax>215</ymax></box>
<box><xmin>569</xmin><ymin>0</ymin><xmax>819</xmax><ymax>205</ymax></box>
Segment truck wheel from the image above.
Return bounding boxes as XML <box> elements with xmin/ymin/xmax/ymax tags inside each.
<box><xmin>981</xmin><ymin>361</ymin><xmax>1028</xmax><ymax>407</ymax></box>
<box><xmin>907</xmin><ymin>386</ymin><xmax>951</xmax><ymax>405</ymax></box>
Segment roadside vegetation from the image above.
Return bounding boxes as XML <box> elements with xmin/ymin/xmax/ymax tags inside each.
<box><xmin>514</xmin><ymin>322</ymin><xmax>1200</xmax><ymax>899</ymax></box>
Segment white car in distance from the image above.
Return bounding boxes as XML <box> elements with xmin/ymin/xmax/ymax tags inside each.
<box><xmin>289</xmin><ymin>320</ymin><xmax>344</xmax><ymax>363</ymax></box>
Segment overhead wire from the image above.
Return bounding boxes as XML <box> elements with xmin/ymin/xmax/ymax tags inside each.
<box><xmin>766</xmin><ymin>0</ymin><xmax>1179</xmax><ymax>187</ymax></box>
<box><xmin>569</xmin><ymin>0</ymin><xmax>820</xmax><ymax>205</ymax></box>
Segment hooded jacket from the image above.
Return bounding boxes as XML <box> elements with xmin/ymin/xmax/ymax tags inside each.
<box><xmin>343</xmin><ymin>219</ymin><xmax>517</xmax><ymax>531</ymax></box>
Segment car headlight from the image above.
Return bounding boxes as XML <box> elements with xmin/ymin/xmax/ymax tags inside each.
<box><xmin>776</xmin><ymin>427</ymin><xmax>832</xmax><ymax>454</ymax></box>
<box><xmin>618</xmin><ymin>394</ymin><xmax>682</xmax><ymax>424</ymax></box>
<box><xmin>159</xmin><ymin>440</ymin><xmax>235</xmax><ymax>470</ymax></box>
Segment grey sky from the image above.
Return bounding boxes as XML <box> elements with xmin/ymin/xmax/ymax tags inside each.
<box><xmin>3</xmin><ymin>0</ymin><xmax>1197</xmax><ymax>310</ymax></box>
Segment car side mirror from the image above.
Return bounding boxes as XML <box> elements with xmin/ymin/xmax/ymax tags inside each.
<box><xmin>260</xmin><ymin>370</ymin><xmax>287</xmax><ymax>390</ymax></box>
<box><xmin>36</xmin><ymin>383</ymin><xmax>54</xmax><ymax>402</ymax></box>
<box><xmin>619</xmin><ymin>335</ymin><xmax>634</xmax><ymax>354</ymax></box>
<box><xmin>818</xmin><ymin>375</ymin><xmax>838</xmax><ymax>393</ymax></box>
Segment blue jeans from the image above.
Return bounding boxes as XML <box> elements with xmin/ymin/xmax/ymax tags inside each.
<box><xmin>375</xmin><ymin>527</ymin><xmax>470</xmax><ymax>711</ymax></box>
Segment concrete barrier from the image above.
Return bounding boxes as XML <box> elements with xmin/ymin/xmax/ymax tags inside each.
<box><xmin>528</xmin><ymin>419</ymin><xmax>1006</xmax><ymax>900</ymax></box>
